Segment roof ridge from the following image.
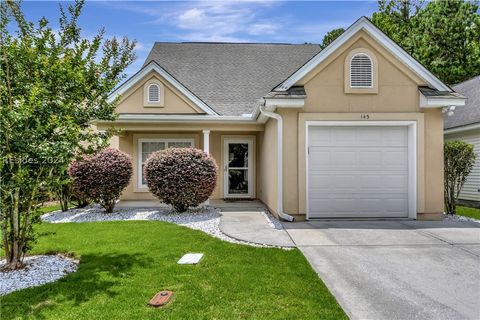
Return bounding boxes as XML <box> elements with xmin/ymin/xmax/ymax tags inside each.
<box><xmin>153</xmin><ymin>41</ymin><xmax>320</xmax><ymax>46</ymax></box>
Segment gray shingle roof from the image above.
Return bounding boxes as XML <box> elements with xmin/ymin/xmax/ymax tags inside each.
<box><xmin>444</xmin><ymin>76</ymin><xmax>480</xmax><ymax>129</ymax></box>
<box><xmin>143</xmin><ymin>42</ymin><xmax>322</xmax><ymax>116</ymax></box>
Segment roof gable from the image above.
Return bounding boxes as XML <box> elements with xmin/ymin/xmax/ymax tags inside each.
<box><xmin>142</xmin><ymin>42</ymin><xmax>321</xmax><ymax>116</ymax></box>
<box><xmin>108</xmin><ymin>61</ymin><xmax>218</xmax><ymax>115</ymax></box>
<box><xmin>275</xmin><ymin>17</ymin><xmax>451</xmax><ymax>92</ymax></box>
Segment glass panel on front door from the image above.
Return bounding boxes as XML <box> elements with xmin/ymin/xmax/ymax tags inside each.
<box><xmin>227</xmin><ymin>143</ymin><xmax>249</xmax><ymax>195</ymax></box>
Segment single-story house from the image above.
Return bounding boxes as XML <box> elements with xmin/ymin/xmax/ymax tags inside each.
<box><xmin>97</xmin><ymin>17</ymin><xmax>466</xmax><ymax>221</ymax></box>
<box><xmin>444</xmin><ymin>75</ymin><xmax>480</xmax><ymax>207</ymax></box>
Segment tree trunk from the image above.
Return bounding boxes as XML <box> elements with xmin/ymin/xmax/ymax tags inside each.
<box><xmin>103</xmin><ymin>199</ymin><xmax>115</xmax><ymax>213</ymax></box>
<box><xmin>56</xmin><ymin>184</ymin><xmax>70</xmax><ymax>212</ymax></box>
<box><xmin>7</xmin><ymin>188</ymin><xmax>25</xmax><ymax>270</ymax></box>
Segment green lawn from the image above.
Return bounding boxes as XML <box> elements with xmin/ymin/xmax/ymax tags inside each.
<box><xmin>1</xmin><ymin>221</ymin><xmax>346</xmax><ymax>320</ymax></box>
<box><xmin>38</xmin><ymin>203</ymin><xmax>63</xmax><ymax>214</ymax></box>
<box><xmin>456</xmin><ymin>206</ymin><xmax>480</xmax><ymax>220</ymax></box>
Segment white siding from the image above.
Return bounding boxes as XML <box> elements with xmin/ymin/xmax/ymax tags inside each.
<box><xmin>445</xmin><ymin>129</ymin><xmax>480</xmax><ymax>201</ymax></box>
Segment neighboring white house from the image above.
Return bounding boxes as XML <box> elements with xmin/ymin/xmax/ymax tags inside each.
<box><xmin>444</xmin><ymin>75</ymin><xmax>480</xmax><ymax>206</ymax></box>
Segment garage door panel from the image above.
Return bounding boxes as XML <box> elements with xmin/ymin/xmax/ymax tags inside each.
<box><xmin>308</xmin><ymin>126</ymin><xmax>410</xmax><ymax>218</ymax></box>
<box><xmin>309</xmin><ymin>174</ymin><xmax>356</xmax><ymax>190</ymax></box>
<box><xmin>310</xmin><ymin>147</ymin><xmax>408</xmax><ymax>171</ymax></box>
<box><xmin>309</xmin><ymin>126</ymin><xmax>408</xmax><ymax>147</ymax></box>
<box><xmin>309</xmin><ymin>198</ymin><xmax>408</xmax><ymax>218</ymax></box>
<box><xmin>309</xmin><ymin>174</ymin><xmax>407</xmax><ymax>193</ymax></box>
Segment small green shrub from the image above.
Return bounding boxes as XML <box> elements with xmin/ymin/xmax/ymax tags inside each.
<box><xmin>145</xmin><ymin>148</ymin><xmax>218</xmax><ymax>212</ymax></box>
<box><xmin>444</xmin><ymin>140</ymin><xmax>476</xmax><ymax>214</ymax></box>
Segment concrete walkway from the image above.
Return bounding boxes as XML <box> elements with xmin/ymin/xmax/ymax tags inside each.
<box><xmin>219</xmin><ymin>210</ymin><xmax>295</xmax><ymax>247</ymax></box>
<box><xmin>284</xmin><ymin>219</ymin><xmax>480</xmax><ymax>320</ymax></box>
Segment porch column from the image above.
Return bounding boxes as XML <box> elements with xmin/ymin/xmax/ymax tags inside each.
<box><xmin>202</xmin><ymin>130</ymin><xmax>210</xmax><ymax>154</ymax></box>
<box><xmin>202</xmin><ymin>130</ymin><xmax>211</xmax><ymax>205</ymax></box>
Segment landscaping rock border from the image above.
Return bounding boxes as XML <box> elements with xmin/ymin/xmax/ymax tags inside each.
<box><xmin>41</xmin><ymin>205</ymin><xmax>287</xmax><ymax>248</ymax></box>
<box><xmin>0</xmin><ymin>255</ymin><xmax>78</xmax><ymax>296</ymax></box>
<box><xmin>443</xmin><ymin>213</ymin><xmax>480</xmax><ymax>224</ymax></box>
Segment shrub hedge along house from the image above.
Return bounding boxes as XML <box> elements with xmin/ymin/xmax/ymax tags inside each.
<box><xmin>96</xmin><ymin>17</ymin><xmax>466</xmax><ymax>221</ymax></box>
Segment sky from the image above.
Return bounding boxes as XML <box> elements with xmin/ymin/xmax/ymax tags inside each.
<box><xmin>19</xmin><ymin>1</ymin><xmax>379</xmax><ymax>76</ymax></box>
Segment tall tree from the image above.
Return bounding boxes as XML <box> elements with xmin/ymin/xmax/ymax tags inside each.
<box><xmin>321</xmin><ymin>28</ymin><xmax>345</xmax><ymax>49</ymax></box>
<box><xmin>372</xmin><ymin>0</ymin><xmax>480</xmax><ymax>85</ymax></box>
<box><xmin>0</xmin><ymin>0</ymin><xmax>135</xmax><ymax>270</ymax></box>
<box><xmin>411</xmin><ymin>0</ymin><xmax>480</xmax><ymax>84</ymax></box>
<box><xmin>321</xmin><ymin>1</ymin><xmax>480</xmax><ymax>85</ymax></box>
<box><xmin>371</xmin><ymin>0</ymin><xmax>422</xmax><ymax>55</ymax></box>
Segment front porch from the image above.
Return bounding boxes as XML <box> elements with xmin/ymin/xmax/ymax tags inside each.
<box><xmin>106</xmin><ymin>124</ymin><xmax>267</xmax><ymax>201</ymax></box>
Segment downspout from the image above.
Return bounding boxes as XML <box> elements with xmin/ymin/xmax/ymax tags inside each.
<box><xmin>259</xmin><ymin>104</ymin><xmax>295</xmax><ymax>222</ymax></box>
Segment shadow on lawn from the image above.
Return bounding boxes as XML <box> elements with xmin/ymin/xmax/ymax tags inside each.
<box><xmin>1</xmin><ymin>252</ymin><xmax>152</xmax><ymax>320</ymax></box>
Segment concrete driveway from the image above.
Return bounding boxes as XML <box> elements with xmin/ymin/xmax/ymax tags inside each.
<box><xmin>283</xmin><ymin>220</ymin><xmax>480</xmax><ymax>320</ymax></box>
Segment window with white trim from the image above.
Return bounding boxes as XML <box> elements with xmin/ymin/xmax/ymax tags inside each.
<box><xmin>350</xmin><ymin>53</ymin><xmax>373</xmax><ymax>88</ymax></box>
<box><xmin>138</xmin><ymin>138</ymin><xmax>194</xmax><ymax>187</ymax></box>
<box><xmin>148</xmin><ymin>83</ymin><xmax>160</xmax><ymax>102</ymax></box>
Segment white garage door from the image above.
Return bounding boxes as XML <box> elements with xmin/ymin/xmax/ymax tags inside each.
<box><xmin>308</xmin><ymin>126</ymin><xmax>409</xmax><ymax>218</ymax></box>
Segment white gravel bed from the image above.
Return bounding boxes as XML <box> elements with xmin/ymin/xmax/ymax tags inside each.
<box><xmin>42</xmin><ymin>205</ymin><xmax>286</xmax><ymax>248</ymax></box>
<box><xmin>0</xmin><ymin>255</ymin><xmax>78</xmax><ymax>296</ymax></box>
<box><xmin>261</xmin><ymin>210</ymin><xmax>284</xmax><ymax>230</ymax></box>
<box><xmin>443</xmin><ymin>213</ymin><xmax>480</xmax><ymax>224</ymax></box>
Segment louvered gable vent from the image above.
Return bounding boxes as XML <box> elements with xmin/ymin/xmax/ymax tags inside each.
<box><xmin>148</xmin><ymin>84</ymin><xmax>160</xmax><ymax>102</ymax></box>
<box><xmin>350</xmin><ymin>54</ymin><xmax>373</xmax><ymax>88</ymax></box>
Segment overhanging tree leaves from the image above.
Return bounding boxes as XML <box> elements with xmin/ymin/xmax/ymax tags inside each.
<box><xmin>372</xmin><ymin>0</ymin><xmax>480</xmax><ymax>85</ymax></box>
<box><xmin>321</xmin><ymin>28</ymin><xmax>345</xmax><ymax>49</ymax></box>
<box><xmin>321</xmin><ymin>0</ymin><xmax>480</xmax><ymax>85</ymax></box>
<box><xmin>0</xmin><ymin>0</ymin><xmax>135</xmax><ymax>270</ymax></box>
<box><xmin>444</xmin><ymin>141</ymin><xmax>476</xmax><ymax>215</ymax></box>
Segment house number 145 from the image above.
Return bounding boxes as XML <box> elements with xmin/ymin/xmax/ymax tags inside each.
<box><xmin>361</xmin><ymin>114</ymin><xmax>370</xmax><ymax>119</ymax></box>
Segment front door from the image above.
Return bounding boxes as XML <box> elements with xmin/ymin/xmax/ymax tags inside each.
<box><xmin>224</xmin><ymin>139</ymin><xmax>253</xmax><ymax>198</ymax></box>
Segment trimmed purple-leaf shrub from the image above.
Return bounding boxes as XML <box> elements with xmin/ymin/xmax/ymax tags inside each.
<box><xmin>68</xmin><ymin>148</ymin><xmax>132</xmax><ymax>213</ymax></box>
<box><xmin>145</xmin><ymin>148</ymin><xmax>218</xmax><ymax>212</ymax></box>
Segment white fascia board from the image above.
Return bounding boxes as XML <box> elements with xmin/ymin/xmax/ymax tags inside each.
<box><xmin>420</xmin><ymin>93</ymin><xmax>466</xmax><ymax>108</ymax></box>
<box><xmin>95</xmin><ymin>114</ymin><xmax>258</xmax><ymax>124</ymax></box>
<box><xmin>444</xmin><ymin>123</ymin><xmax>480</xmax><ymax>135</ymax></box>
<box><xmin>264</xmin><ymin>98</ymin><xmax>305</xmax><ymax>108</ymax></box>
<box><xmin>108</xmin><ymin>62</ymin><xmax>218</xmax><ymax>115</ymax></box>
<box><xmin>277</xmin><ymin>17</ymin><xmax>450</xmax><ymax>92</ymax></box>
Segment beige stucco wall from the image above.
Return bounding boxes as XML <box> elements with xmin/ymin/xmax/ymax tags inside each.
<box><xmin>276</xmin><ymin>30</ymin><xmax>444</xmax><ymax>218</ymax></box>
<box><xmin>115</xmin><ymin>71</ymin><xmax>204</xmax><ymax>114</ymax></box>
<box><xmin>258</xmin><ymin>118</ymin><xmax>278</xmax><ymax>213</ymax></box>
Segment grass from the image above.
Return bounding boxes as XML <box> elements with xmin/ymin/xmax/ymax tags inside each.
<box><xmin>455</xmin><ymin>206</ymin><xmax>480</xmax><ymax>220</ymax></box>
<box><xmin>38</xmin><ymin>203</ymin><xmax>63</xmax><ymax>214</ymax></box>
<box><xmin>1</xmin><ymin>221</ymin><xmax>346</xmax><ymax>320</ymax></box>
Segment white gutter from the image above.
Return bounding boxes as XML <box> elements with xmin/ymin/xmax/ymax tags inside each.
<box><xmin>419</xmin><ymin>93</ymin><xmax>466</xmax><ymax>108</ymax></box>
<box><xmin>259</xmin><ymin>105</ymin><xmax>295</xmax><ymax>222</ymax></box>
<box><xmin>94</xmin><ymin>114</ymin><xmax>259</xmax><ymax>124</ymax></box>
<box><xmin>264</xmin><ymin>98</ymin><xmax>305</xmax><ymax>108</ymax></box>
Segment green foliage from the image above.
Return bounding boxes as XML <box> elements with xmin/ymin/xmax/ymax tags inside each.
<box><xmin>372</xmin><ymin>0</ymin><xmax>480</xmax><ymax>85</ymax></box>
<box><xmin>0</xmin><ymin>0</ymin><xmax>135</xmax><ymax>270</ymax></box>
<box><xmin>455</xmin><ymin>206</ymin><xmax>480</xmax><ymax>220</ymax></box>
<box><xmin>444</xmin><ymin>141</ymin><xmax>476</xmax><ymax>214</ymax></box>
<box><xmin>321</xmin><ymin>1</ymin><xmax>480</xmax><ymax>84</ymax></box>
<box><xmin>321</xmin><ymin>28</ymin><xmax>345</xmax><ymax>49</ymax></box>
